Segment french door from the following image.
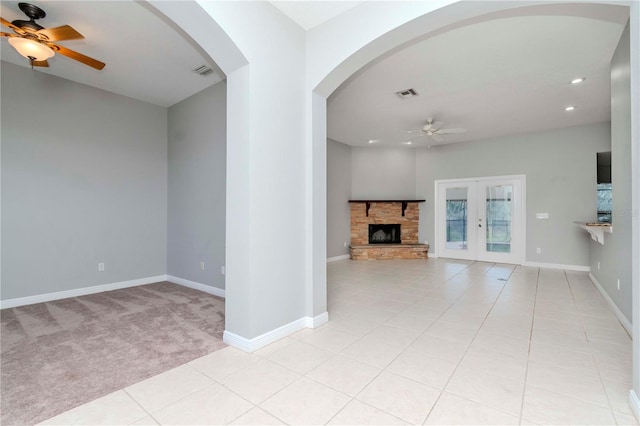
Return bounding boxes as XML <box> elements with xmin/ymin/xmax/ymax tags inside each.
<box><xmin>436</xmin><ymin>176</ymin><xmax>524</xmax><ymax>264</ymax></box>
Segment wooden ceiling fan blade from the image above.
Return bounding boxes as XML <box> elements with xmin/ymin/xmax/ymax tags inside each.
<box><xmin>38</xmin><ymin>25</ymin><xmax>84</xmax><ymax>41</ymax></box>
<box><xmin>51</xmin><ymin>43</ymin><xmax>105</xmax><ymax>70</ymax></box>
<box><xmin>32</xmin><ymin>59</ymin><xmax>49</xmax><ymax>67</ymax></box>
<box><xmin>1</xmin><ymin>31</ymin><xmax>17</xmax><ymax>38</ymax></box>
<box><xmin>1</xmin><ymin>17</ymin><xmax>24</xmax><ymax>33</ymax></box>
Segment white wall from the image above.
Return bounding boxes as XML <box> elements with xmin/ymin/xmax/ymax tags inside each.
<box><xmin>167</xmin><ymin>81</ymin><xmax>226</xmax><ymax>291</ymax></box>
<box><xmin>194</xmin><ymin>2</ymin><xmax>310</xmax><ymax>341</ymax></box>
<box><xmin>1</xmin><ymin>61</ymin><xmax>167</xmax><ymax>300</ymax></box>
<box><xmin>327</xmin><ymin>139</ymin><xmax>352</xmax><ymax>258</ymax></box>
<box><xmin>590</xmin><ymin>20</ymin><xmax>632</xmax><ymax>323</ymax></box>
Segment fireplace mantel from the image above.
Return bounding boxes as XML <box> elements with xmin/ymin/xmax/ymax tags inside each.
<box><xmin>348</xmin><ymin>199</ymin><xmax>425</xmax><ymax>217</ymax></box>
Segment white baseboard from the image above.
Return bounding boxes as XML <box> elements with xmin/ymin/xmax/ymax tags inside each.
<box><xmin>523</xmin><ymin>261</ymin><xmax>590</xmax><ymax>272</ymax></box>
<box><xmin>306</xmin><ymin>311</ymin><xmax>329</xmax><ymax>328</ymax></box>
<box><xmin>589</xmin><ymin>273</ymin><xmax>633</xmax><ymax>335</ymax></box>
<box><xmin>630</xmin><ymin>390</ymin><xmax>640</xmax><ymax>422</ymax></box>
<box><xmin>167</xmin><ymin>275</ymin><xmax>225</xmax><ymax>299</ymax></box>
<box><xmin>223</xmin><ymin>317</ymin><xmax>307</xmax><ymax>352</ymax></box>
<box><xmin>224</xmin><ymin>311</ymin><xmax>330</xmax><ymax>352</ymax></box>
<box><xmin>0</xmin><ymin>275</ymin><xmax>168</xmax><ymax>309</ymax></box>
<box><xmin>327</xmin><ymin>254</ymin><xmax>350</xmax><ymax>263</ymax></box>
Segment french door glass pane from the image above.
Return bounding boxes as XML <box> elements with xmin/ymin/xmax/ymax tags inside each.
<box><xmin>486</xmin><ymin>185</ymin><xmax>512</xmax><ymax>253</ymax></box>
<box><xmin>446</xmin><ymin>187</ymin><xmax>468</xmax><ymax>250</ymax></box>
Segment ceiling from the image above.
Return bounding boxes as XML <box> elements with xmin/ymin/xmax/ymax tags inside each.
<box><xmin>0</xmin><ymin>0</ymin><xmax>223</xmax><ymax>108</ymax></box>
<box><xmin>269</xmin><ymin>1</ymin><xmax>364</xmax><ymax>30</ymax></box>
<box><xmin>328</xmin><ymin>3</ymin><xmax>629</xmax><ymax>147</ymax></box>
<box><xmin>0</xmin><ymin>1</ymin><xmax>629</xmax><ymax>146</ymax></box>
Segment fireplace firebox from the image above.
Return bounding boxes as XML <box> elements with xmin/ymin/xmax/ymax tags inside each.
<box><xmin>369</xmin><ymin>224</ymin><xmax>401</xmax><ymax>244</ymax></box>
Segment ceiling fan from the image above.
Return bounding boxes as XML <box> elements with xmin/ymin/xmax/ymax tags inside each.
<box><xmin>1</xmin><ymin>2</ymin><xmax>105</xmax><ymax>70</ymax></box>
<box><xmin>401</xmin><ymin>118</ymin><xmax>466</xmax><ymax>144</ymax></box>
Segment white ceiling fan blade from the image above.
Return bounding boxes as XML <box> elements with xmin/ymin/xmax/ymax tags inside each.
<box><xmin>430</xmin><ymin>121</ymin><xmax>445</xmax><ymax>131</ymax></box>
<box><xmin>407</xmin><ymin>133</ymin><xmax>428</xmax><ymax>140</ymax></box>
<box><xmin>401</xmin><ymin>130</ymin><xmax>426</xmax><ymax>134</ymax></box>
<box><xmin>436</xmin><ymin>128</ymin><xmax>466</xmax><ymax>134</ymax></box>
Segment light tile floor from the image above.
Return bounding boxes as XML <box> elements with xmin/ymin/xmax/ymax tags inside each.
<box><xmin>40</xmin><ymin>259</ymin><xmax>637</xmax><ymax>425</ymax></box>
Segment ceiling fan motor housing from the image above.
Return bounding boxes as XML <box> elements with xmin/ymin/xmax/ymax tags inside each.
<box><xmin>11</xmin><ymin>3</ymin><xmax>46</xmax><ymax>32</ymax></box>
<box><xmin>11</xmin><ymin>19</ymin><xmax>43</xmax><ymax>31</ymax></box>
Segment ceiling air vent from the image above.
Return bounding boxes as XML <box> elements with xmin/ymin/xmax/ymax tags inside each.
<box><xmin>193</xmin><ymin>65</ymin><xmax>215</xmax><ymax>76</ymax></box>
<box><xmin>395</xmin><ymin>88</ymin><xmax>418</xmax><ymax>99</ymax></box>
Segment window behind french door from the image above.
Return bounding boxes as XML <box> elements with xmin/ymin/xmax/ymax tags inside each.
<box><xmin>436</xmin><ymin>176</ymin><xmax>525</xmax><ymax>264</ymax></box>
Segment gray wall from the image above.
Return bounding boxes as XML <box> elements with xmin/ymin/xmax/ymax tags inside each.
<box><xmin>415</xmin><ymin>123</ymin><xmax>610</xmax><ymax>266</ymax></box>
<box><xmin>351</xmin><ymin>147</ymin><xmax>416</xmax><ymax>199</ymax></box>
<box><xmin>167</xmin><ymin>82</ymin><xmax>227</xmax><ymax>290</ymax></box>
<box><xmin>590</xmin><ymin>21</ymin><xmax>632</xmax><ymax>323</ymax></box>
<box><xmin>327</xmin><ymin>139</ymin><xmax>352</xmax><ymax>258</ymax></box>
<box><xmin>1</xmin><ymin>61</ymin><xmax>168</xmax><ymax>300</ymax></box>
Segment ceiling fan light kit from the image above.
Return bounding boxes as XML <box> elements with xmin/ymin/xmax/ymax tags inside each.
<box><xmin>1</xmin><ymin>2</ymin><xmax>105</xmax><ymax>70</ymax></box>
<box><xmin>8</xmin><ymin>36</ymin><xmax>53</xmax><ymax>61</ymax></box>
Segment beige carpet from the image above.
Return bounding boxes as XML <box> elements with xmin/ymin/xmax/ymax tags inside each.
<box><xmin>0</xmin><ymin>282</ymin><xmax>226</xmax><ymax>425</ymax></box>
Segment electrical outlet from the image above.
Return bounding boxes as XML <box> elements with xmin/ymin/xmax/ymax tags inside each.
<box><xmin>200</xmin><ymin>261</ymin><xmax>205</xmax><ymax>271</ymax></box>
<box><xmin>617</xmin><ymin>279</ymin><xmax>620</xmax><ymax>290</ymax></box>
<box><xmin>536</xmin><ymin>248</ymin><xmax>541</xmax><ymax>254</ymax></box>
<box><xmin>221</xmin><ymin>266</ymin><xmax>225</xmax><ymax>275</ymax></box>
<box><xmin>98</xmin><ymin>263</ymin><xmax>105</xmax><ymax>272</ymax></box>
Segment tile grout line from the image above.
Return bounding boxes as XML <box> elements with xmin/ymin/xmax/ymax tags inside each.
<box><xmin>324</xmin><ymin>260</ymin><xmax>485</xmax><ymax>425</ymax></box>
<box><xmin>517</xmin><ymin>266</ymin><xmax>540</xmax><ymax>426</ymax></box>
<box><xmin>420</xmin><ymin>262</ymin><xmax>520</xmax><ymax>424</ymax></box>
<box><xmin>122</xmin><ymin>388</ymin><xmax>159</xmax><ymax>425</ymax></box>
<box><xmin>323</xmin><ymin>261</ymin><xmax>477</xmax><ymax>425</ymax></box>
<box><xmin>565</xmin><ymin>270</ymin><xmax>623</xmax><ymax>424</ymax></box>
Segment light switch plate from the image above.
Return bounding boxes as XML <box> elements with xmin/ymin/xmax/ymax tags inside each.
<box><xmin>536</xmin><ymin>212</ymin><xmax>549</xmax><ymax>219</ymax></box>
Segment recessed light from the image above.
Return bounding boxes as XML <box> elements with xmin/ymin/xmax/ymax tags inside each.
<box><xmin>404</xmin><ymin>141</ymin><xmax>413</xmax><ymax>145</ymax></box>
<box><xmin>571</xmin><ymin>77</ymin><xmax>586</xmax><ymax>84</ymax></box>
<box><xmin>565</xmin><ymin>105</ymin><xmax>577</xmax><ymax>111</ymax></box>
<box><xmin>368</xmin><ymin>139</ymin><xmax>380</xmax><ymax>144</ymax></box>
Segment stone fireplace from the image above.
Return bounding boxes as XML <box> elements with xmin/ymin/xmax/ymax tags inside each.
<box><xmin>349</xmin><ymin>200</ymin><xmax>429</xmax><ymax>260</ymax></box>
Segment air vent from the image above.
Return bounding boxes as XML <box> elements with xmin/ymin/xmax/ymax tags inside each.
<box><xmin>193</xmin><ymin>65</ymin><xmax>215</xmax><ymax>76</ymax></box>
<box><xmin>395</xmin><ymin>88</ymin><xmax>418</xmax><ymax>99</ymax></box>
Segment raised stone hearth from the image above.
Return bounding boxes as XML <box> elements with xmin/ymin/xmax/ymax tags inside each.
<box><xmin>350</xmin><ymin>244</ymin><xmax>429</xmax><ymax>260</ymax></box>
<box><xmin>349</xmin><ymin>200</ymin><xmax>429</xmax><ymax>260</ymax></box>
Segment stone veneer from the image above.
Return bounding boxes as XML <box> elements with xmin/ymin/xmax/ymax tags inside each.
<box><xmin>349</xmin><ymin>201</ymin><xmax>428</xmax><ymax>260</ymax></box>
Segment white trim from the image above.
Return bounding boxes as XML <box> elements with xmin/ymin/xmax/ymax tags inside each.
<box><xmin>630</xmin><ymin>390</ymin><xmax>640</xmax><ymax>423</ymax></box>
<box><xmin>327</xmin><ymin>254</ymin><xmax>350</xmax><ymax>263</ymax></box>
<box><xmin>224</xmin><ymin>317</ymin><xmax>307</xmax><ymax>352</ymax></box>
<box><xmin>306</xmin><ymin>311</ymin><xmax>329</xmax><ymax>328</ymax></box>
<box><xmin>0</xmin><ymin>275</ymin><xmax>168</xmax><ymax>309</ymax></box>
<box><xmin>523</xmin><ymin>261</ymin><xmax>590</xmax><ymax>272</ymax></box>
<box><xmin>223</xmin><ymin>312</ymin><xmax>330</xmax><ymax>352</ymax></box>
<box><xmin>167</xmin><ymin>275</ymin><xmax>225</xmax><ymax>299</ymax></box>
<box><xmin>589</xmin><ymin>273</ymin><xmax>633</xmax><ymax>335</ymax></box>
